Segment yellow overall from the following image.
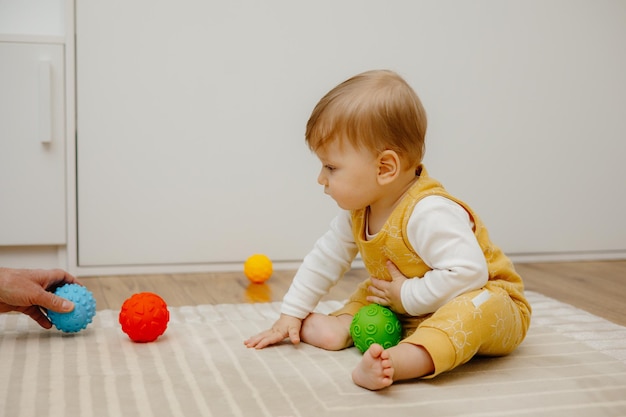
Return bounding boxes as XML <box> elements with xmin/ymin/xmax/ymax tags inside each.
<box><xmin>333</xmin><ymin>165</ymin><xmax>532</xmax><ymax>377</ymax></box>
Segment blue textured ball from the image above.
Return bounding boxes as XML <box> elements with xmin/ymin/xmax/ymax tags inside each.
<box><xmin>47</xmin><ymin>284</ymin><xmax>96</xmax><ymax>333</ymax></box>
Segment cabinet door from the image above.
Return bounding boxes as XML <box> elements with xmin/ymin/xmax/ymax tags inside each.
<box><xmin>0</xmin><ymin>42</ymin><xmax>65</xmax><ymax>245</ymax></box>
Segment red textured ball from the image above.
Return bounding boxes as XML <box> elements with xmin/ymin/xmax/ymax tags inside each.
<box><xmin>119</xmin><ymin>292</ymin><xmax>170</xmax><ymax>343</ymax></box>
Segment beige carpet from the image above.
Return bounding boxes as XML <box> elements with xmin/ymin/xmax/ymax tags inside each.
<box><xmin>1</xmin><ymin>291</ymin><xmax>626</xmax><ymax>417</ymax></box>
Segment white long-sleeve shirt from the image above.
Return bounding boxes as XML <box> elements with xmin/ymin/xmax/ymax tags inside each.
<box><xmin>281</xmin><ymin>195</ymin><xmax>489</xmax><ymax>318</ymax></box>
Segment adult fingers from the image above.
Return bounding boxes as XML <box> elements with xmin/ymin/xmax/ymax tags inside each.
<box><xmin>22</xmin><ymin>306</ymin><xmax>53</xmax><ymax>329</ymax></box>
<box><xmin>34</xmin><ymin>290</ymin><xmax>75</xmax><ymax>313</ymax></box>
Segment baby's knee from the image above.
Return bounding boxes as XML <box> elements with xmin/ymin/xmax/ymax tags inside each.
<box><xmin>314</xmin><ymin>330</ymin><xmax>350</xmax><ymax>350</ymax></box>
<box><xmin>301</xmin><ymin>314</ymin><xmax>352</xmax><ymax>351</ymax></box>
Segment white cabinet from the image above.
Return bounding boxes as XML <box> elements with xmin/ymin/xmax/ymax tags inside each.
<box><xmin>0</xmin><ymin>41</ymin><xmax>66</xmax><ymax>245</ymax></box>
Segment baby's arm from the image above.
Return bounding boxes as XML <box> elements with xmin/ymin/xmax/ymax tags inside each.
<box><xmin>244</xmin><ymin>314</ymin><xmax>303</xmax><ymax>349</ymax></box>
<box><xmin>245</xmin><ymin>211</ymin><xmax>358</xmax><ymax>349</ymax></box>
<box><xmin>400</xmin><ymin>196</ymin><xmax>489</xmax><ymax>316</ymax></box>
<box><xmin>366</xmin><ymin>197</ymin><xmax>487</xmax><ymax>316</ymax></box>
<box><xmin>281</xmin><ymin>211</ymin><xmax>358</xmax><ymax>318</ymax></box>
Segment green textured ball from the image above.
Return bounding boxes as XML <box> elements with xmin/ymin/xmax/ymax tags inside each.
<box><xmin>350</xmin><ymin>304</ymin><xmax>402</xmax><ymax>354</ymax></box>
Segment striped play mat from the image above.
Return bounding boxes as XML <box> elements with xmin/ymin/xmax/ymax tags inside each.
<box><xmin>1</xmin><ymin>291</ymin><xmax>625</xmax><ymax>416</ymax></box>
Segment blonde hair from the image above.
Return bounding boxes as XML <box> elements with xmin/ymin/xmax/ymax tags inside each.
<box><xmin>305</xmin><ymin>70</ymin><xmax>427</xmax><ymax>168</ymax></box>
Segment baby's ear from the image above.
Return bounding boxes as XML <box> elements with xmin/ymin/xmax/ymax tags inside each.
<box><xmin>377</xmin><ymin>150</ymin><xmax>400</xmax><ymax>184</ymax></box>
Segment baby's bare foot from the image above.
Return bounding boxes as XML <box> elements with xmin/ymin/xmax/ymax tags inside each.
<box><xmin>352</xmin><ymin>343</ymin><xmax>394</xmax><ymax>390</ymax></box>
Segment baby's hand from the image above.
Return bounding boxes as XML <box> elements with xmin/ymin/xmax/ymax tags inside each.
<box><xmin>367</xmin><ymin>261</ymin><xmax>408</xmax><ymax>315</ymax></box>
<box><xmin>244</xmin><ymin>314</ymin><xmax>303</xmax><ymax>349</ymax></box>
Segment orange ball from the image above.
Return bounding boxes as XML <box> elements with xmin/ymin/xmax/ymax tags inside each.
<box><xmin>119</xmin><ymin>292</ymin><xmax>169</xmax><ymax>343</ymax></box>
<box><xmin>244</xmin><ymin>254</ymin><xmax>273</xmax><ymax>284</ymax></box>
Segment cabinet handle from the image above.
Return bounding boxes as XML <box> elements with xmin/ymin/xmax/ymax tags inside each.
<box><xmin>38</xmin><ymin>59</ymin><xmax>52</xmax><ymax>144</ymax></box>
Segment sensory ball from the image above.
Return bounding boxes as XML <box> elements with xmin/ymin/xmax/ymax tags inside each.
<box><xmin>350</xmin><ymin>303</ymin><xmax>402</xmax><ymax>354</ymax></box>
<box><xmin>47</xmin><ymin>283</ymin><xmax>96</xmax><ymax>333</ymax></box>
<box><xmin>244</xmin><ymin>254</ymin><xmax>273</xmax><ymax>284</ymax></box>
<box><xmin>119</xmin><ymin>292</ymin><xmax>170</xmax><ymax>343</ymax></box>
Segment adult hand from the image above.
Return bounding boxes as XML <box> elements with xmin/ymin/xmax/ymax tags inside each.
<box><xmin>0</xmin><ymin>267</ymin><xmax>79</xmax><ymax>328</ymax></box>
<box><xmin>367</xmin><ymin>261</ymin><xmax>408</xmax><ymax>315</ymax></box>
<box><xmin>244</xmin><ymin>313</ymin><xmax>303</xmax><ymax>349</ymax></box>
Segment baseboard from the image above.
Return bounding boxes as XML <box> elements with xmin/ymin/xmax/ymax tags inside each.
<box><xmin>508</xmin><ymin>250</ymin><xmax>626</xmax><ymax>263</ymax></box>
<box><xmin>1</xmin><ymin>246</ymin><xmax>624</xmax><ymax>277</ymax></box>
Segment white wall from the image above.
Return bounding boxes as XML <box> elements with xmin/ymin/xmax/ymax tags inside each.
<box><xmin>417</xmin><ymin>1</ymin><xmax>626</xmax><ymax>258</ymax></box>
<box><xmin>75</xmin><ymin>0</ymin><xmax>626</xmax><ymax>274</ymax></box>
<box><xmin>2</xmin><ymin>0</ymin><xmax>625</xmax><ymax>274</ymax></box>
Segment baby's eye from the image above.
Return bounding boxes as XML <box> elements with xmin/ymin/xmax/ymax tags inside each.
<box><xmin>324</xmin><ymin>165</ymin><xmax>336</xmax><ymax>172</ymax></box>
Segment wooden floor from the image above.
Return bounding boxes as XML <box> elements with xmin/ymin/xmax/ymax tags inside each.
<box><xmin>80</xmin><ymin>260</ymin><xmax>626</xmax><ymax>326</ymax></box>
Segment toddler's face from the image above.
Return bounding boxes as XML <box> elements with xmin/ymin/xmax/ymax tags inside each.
<box><xmin>315</xmin><ymin>140</ymin><xmax>380</xmax><ymax>211</ymax></box>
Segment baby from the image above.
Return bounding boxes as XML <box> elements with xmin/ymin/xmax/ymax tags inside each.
<box><xmin>245</xmin><ymin>69</ymin><xmax>531</xmax><ymax>390</ymax></box>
